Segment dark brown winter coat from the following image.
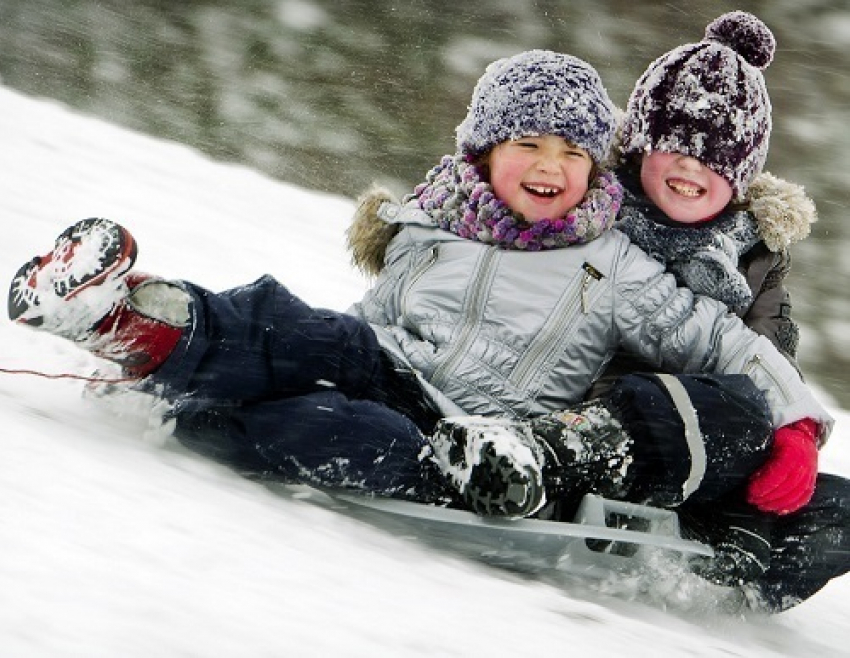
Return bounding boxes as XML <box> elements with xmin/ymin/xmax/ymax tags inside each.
<box><xmin>587</xmin><ymin>170</ymin><xmax>816</xmax><ymax>399</ymax></box>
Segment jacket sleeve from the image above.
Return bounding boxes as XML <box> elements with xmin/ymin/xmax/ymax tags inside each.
<box><xmin>739</xmin><ymin>243</ymin><xmax>800</xmax><ymax>370</ymax></box>
<box><xmin>611</xmin><ymin>239</ymin><xmax>833</xmax><ymax>440</ymax></box>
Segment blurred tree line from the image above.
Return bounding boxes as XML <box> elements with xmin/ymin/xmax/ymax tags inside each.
<box><xmin>1</xmin><ymin>0</ymin><xmax>848</xmax><ymax>405</ymax></box>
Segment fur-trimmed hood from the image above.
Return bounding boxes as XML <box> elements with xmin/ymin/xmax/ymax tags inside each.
<box><xmin>748</xmin><ymin>171</ymin><xmax>817</xmax><ymax>252</ymax></box>
<box><xmin>347</xmin><ymin>185</ymin><xmax>401</xmax><ymax>277</ymax></box>
<box><xmin>346</xmin><ymin>170</ymin><xmax>816</xmax><ymax>278</ymax></box>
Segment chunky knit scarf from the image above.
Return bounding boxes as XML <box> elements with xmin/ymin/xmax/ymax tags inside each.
<box><xmin>616</xmin><ymin>179</ymin><xmax>760</xmax><ymax>311</ymax></box>
<box><xmin>405</xmin><ymin>154</ymin><xmax>622</xmax><ymax>251</ymax></box>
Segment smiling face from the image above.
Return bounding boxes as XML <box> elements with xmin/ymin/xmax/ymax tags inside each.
<box><xmin>639</xmin><ymin>151</ymin><xmax>734</xmax><ymax>224</ymax></box>
<box><xmin>487</xmin><ymin>135</ymin><xmax>593</xmax><ymax>222</ymax></box>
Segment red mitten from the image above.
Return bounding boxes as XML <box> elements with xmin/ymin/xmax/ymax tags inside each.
<box><xmin>746</xmin><ymin>418</ymin><xmax>819</xmax><ymax>515</ymax></box>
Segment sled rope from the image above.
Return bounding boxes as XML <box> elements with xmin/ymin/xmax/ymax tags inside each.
<box><xmin>0</xmin><ymin>365</ymin><xmax>136</xmax><ymax>384</ymax></box>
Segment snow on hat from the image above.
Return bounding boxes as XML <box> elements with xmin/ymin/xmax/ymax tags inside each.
<box><xmin>620</xmin><ymin>11</ymin><xmax>776</xmax><ymax>200</ymax></box>
<box><xmin>456</xmin><ymin>49</ymin><xmax>617</xmax><ymax>164</ymax></box>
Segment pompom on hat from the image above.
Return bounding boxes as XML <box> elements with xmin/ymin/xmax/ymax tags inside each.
<box><xmin>621</xmin><ymin>11</ymin><xmax>776</xmax><ymax>200</ymax></box>
<box><xmin>456</xmin><ymin>49</ymin><xmax>617</xmax><ymax>164</ymax></box>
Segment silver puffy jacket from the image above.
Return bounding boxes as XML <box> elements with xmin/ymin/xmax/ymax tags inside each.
<box><xmin>349</xmin><ymin>201</ymin><xmax>833</xmax><ymax>438</ymax></box>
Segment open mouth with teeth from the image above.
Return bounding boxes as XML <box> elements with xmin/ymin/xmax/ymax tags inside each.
<box><xmin>666</xmin><ymin>178</ymin><xmax>705</xmax><ymax>198</ymax></box>
<box><xmin>522</xmin><ymin>183</ymin><xmax>562</xmax><ymax>198</ymax></box>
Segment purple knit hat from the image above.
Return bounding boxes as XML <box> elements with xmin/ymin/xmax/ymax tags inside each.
<box><xmin>456</xmin><ymin>49</ymin><xmax>617</xmax><ymax>164</ymax></box>
<box><xmin>620</xmin><ymin>11</ymin><xmax>776</xmax><ymax>200</ymax></box>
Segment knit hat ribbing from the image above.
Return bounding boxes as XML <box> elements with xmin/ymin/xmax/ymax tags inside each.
<box><xmin>456</xmin><ymin>50</ymin><xmax>617</xmax><ymax>164</ymax></box>
<box><xmin>620</xmin><ymin>11</ymin><xmax>775</xmax><ymax>200</ymax></box>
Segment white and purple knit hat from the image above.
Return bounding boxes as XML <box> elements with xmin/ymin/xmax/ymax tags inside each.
<box><xmin>621</xmin><ymin>11</ymin><xmax>776</xmax><ymax>200</ymax></box>
<box><xmin>455</xmin><ymin>49</ymin><xmax>617</xmax><ymax>164</ymax></box>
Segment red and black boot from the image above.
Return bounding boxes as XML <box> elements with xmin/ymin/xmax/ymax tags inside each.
<box><xmin>9</xmin><ymin>218</ymin><xmax>190</xmax><ymax>378</ymax></box>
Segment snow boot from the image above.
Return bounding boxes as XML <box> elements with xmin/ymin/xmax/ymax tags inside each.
<box><xmin>9</xmin><ymin>218</ymin><xmax>190</xmax><ymax>377</ymax></box>
<box><xmin>430</xmin><ymin>417</ymin><xmax>546</xmax><ymax>518</ymax></box>
<box><xmin>9</xmin><ymin>218</ymin><xmax>138</xmax><ymax>333</ymax></box>
<box><xmin>430</xmin><ymin>400</ymin><xmax>633</xmax><ymax>519</ymax></box>
<box><xmin>679</xmin><ymin>501</ymin><xmax>772</xmax><ymax>587</ymax></box>
<box><xmin>529</xmin><ymin>403</ymin><xmax>634</xmax><ymax>504</ymax></box>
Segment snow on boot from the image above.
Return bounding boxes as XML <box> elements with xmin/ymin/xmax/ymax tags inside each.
<box><xmin>430</xmin><ymin>417</ymin><xmax>546</xmax><ymax>518</ymax></box>
<box><xmin>9</xmin><ymin>217</ymin><xmax>137</xmax><ymax>335</ymax></box>
<box><xmin>430</xmin><ymin>402</ymin><xmax>634</xmax><ymax>519</ymax></box>
<box><xmin>84</xmin><ymin>274</ymin><xmax>191</xmax><ymax>377</ymax></box>
<box><xmin>530</xmin><ymin>401</ymin><xmax>635</xmax><ymax>504</ymax></box>
<box><xmin>9</xmin><ymin>218</ymin><xmax>190</xmax><ymax>378</ymax></box>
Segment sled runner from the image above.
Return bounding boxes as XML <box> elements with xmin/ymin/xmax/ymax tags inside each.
<box><xmin>331</xmin><ymin>492</ymin><xmax>713</xmax><ymax>579</ymax></box>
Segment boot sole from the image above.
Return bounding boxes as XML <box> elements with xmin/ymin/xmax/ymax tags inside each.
<box><xmin>463</xmin><ymin>442</ymin><xmax>545</xmax><ymax>518</ymax></box>
<box><xmin>9</xmin><ymin>218</ymin><xmax>137</xmax><ymax>324</ymax></box>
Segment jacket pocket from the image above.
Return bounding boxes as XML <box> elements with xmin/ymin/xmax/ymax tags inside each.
<box><xmin>744</xmin><ymin>353</ymin><xmax>793</xmax><ymax>407</ymax></box>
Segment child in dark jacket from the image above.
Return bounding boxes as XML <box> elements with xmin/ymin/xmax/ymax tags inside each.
<box><xmin>611</xmin><ymin>13</ymin><xmax>838</xmax><ymax>612</ymax></box>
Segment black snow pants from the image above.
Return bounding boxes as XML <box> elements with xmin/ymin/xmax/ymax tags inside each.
<box><xmin>600</xmin><ymin>373</ymin><xmax>850</xmax><ymax>612</ymax></box>
<box><xmin>149</xmin><ymin>275</ymin><xmax>445</xmax><ymax>500</ymax></box>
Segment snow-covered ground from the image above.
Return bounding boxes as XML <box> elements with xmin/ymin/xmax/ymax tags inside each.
<box><xmin>1</xmin><ymin>85</ymin><xmax>849</xmax><ymax>657</ymax></box>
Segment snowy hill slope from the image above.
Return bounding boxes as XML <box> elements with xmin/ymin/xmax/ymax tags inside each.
<box><xmin>1</xmin><ymin>86</ymin><xmax>849</xmax><ymax>657</ymax></box>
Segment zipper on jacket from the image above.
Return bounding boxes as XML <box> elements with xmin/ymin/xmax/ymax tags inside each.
<box><xmin>401</xmin><ymin>245</ymin><xmax>439</xmax><ymax>316</ymax></box>
<box><xmin>511</xmin><ymin>262</ymin><xmax>603</xmax><ymax>391</ymax></box>
<box><xmin>430</xmin><ymin>248</ymin><xmax>498</xmax><ymax>389</ymax></box>
<box><xmin>511</xmin><ymin>288</ymin><xmax>582</xmax><ymax>391</ymax></box>
<box><xmin>580</xmin><ymin>262</ymin><xmax>604</xmax><ymax>314</ymax></box>
<box><xmin>744</xmin><ymin>353</ymin><xmax>793</xmax><ymax>406</ymax></box>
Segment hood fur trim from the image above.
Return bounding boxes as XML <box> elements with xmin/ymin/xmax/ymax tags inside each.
<box><xmin>347</xmin><ymin>185</ymin><xmax>400</xmax><ymax>277</ymax></box>
<box><xmin>748</xmin><ymin>171</ymin><xmax>817</xmax><ymax>251</ymax></box>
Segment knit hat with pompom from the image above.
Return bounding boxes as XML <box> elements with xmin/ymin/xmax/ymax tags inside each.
<box><xmin>456</xmin><ymin>49</ymin><xmax>617</xmax><ymax>164</ymax></box>
<box><xmin>621</xmin><ymin>11</ymin><xmax>776</xmax><ymax>200</ymax></box>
